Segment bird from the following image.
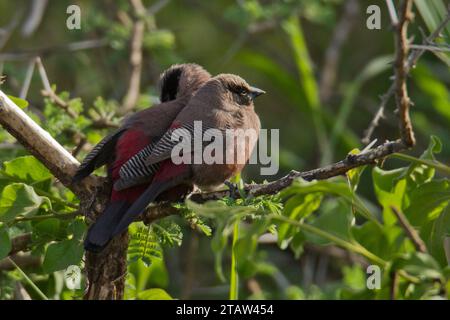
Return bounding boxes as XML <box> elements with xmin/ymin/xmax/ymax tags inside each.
<box><xmin>108</xmin><ymin>73</ymin><xmax>265</xmax><ymax>245</ymax></box>
<box><xmin>72</xmin><ymin>63</ymin><xmax>211</xmax><ymax>252</ymax></box>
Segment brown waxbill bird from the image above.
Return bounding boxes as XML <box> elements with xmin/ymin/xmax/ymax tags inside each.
<box><xmin>72</xmin><ymin>63</ymin><xmax>211</xmax><ymax>252</ymax></box>
<box><xmin>108</xmin><ymin>74</ymin><xmax>265</xmax><ymax>243</ymax></box>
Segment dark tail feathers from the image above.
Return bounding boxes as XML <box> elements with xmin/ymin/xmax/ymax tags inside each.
<box><xmin>85</xmin><ymin>179</ymin><xmax>182</xmax><ymax>253</ymax></box>
<box><xmin>111</xmin><ymin>180</ymin><xmax>175</xmax><ymax>239</ymax></box>
<box><xmin>84</xmin><ymin>200</ymin><xmax>130</xmax><ymax>252</ymax></box>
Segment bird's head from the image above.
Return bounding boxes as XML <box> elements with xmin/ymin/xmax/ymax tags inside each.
<box><xmin>159</xmin><ymin>63</ymin><xmax>211</xmax><ymax>102</ymax></box>
<box><xmin>206</xmin><ymin>74</ymin><xmax>265</xmax><ymax>110</ymax></box>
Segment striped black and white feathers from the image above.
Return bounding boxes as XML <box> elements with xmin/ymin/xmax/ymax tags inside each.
<box><xmin>114</xmin><ymin>123</ymin><xmax>218</xmax><ymax>190</ymax></box>
<box><xmin>72</xmin><ymin>128</ymin><xmax>126</xmax><ymax>183</ymax></box>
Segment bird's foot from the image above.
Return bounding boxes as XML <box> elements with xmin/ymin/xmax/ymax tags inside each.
<box><xmin>224</xmin><ymin>180</ymin><xmax>240</xmax><ymax>199</ymax></box>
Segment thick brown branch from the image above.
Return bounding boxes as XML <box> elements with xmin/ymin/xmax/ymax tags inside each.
<box><xmin>0</xmin><ymin>91</ymin><xmax>98</xmax><ymax>198</ymax></box>
<box><xmin>0</xmin><ymin>90</ymin><xmax>120</xmax><ymax>299</ymax></box>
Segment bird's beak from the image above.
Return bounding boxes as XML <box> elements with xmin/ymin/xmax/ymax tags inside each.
<box><xmin>249</xmin><ymin>86</ymin><xmax>266</xmax><ymax>100</ymax></box>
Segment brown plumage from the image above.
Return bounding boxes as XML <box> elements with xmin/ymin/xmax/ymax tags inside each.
<box><xmin>74</xmin><ymin>63</ymin><xmax>211</xmax><ymax>184</ymax></box>
<box><xmin>111</xmin><ymin>74</ymin><xmax>265</xmax><ymax>239</ymax></box>
<box><xmin>74</xmin><ymin>63</ymin><xmax>211</xmax><ymax>252</ymax></box>
<box><xmin>122</xmin><ymin>63</ymin><xmax>211</xmax><ymax>137</ymax></box>
<box><xmin>174</xmin><ymin>74</ymin><xmax>263</xmax><ymax>189</ymax></box>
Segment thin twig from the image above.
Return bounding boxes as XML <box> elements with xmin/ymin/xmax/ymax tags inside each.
<box><xmin>319</xmin><ymin>0</ymin><xmax>359</xmax><ymax>103</ymax></box>
<box><xmin>72</xmin><ymin>135</ymin><xmax>87</xmax><ymax>157</ymax></box>
<box><xmin>35</xmin><ymin>57</ymin><xmax>51</xmax><ymax>92</ymax></box>
<box><xmin>148</xmin><ymin>0</ymin><xmax>171</xmax><ymax>15</ymax></box>
<box><xmin>21</xmin><ymin>0</ymin><xmax>49</xmax><ymax>37</ymax></box>
<box><xmin>0</xmin><ymin>39</ymin><xmax>108</xmax><ymax>61</ymax></box>
<box><xmin>362</xmin><ymin>6</ymin><xmax>450</xmax><ymax>144</ymax></box>
<box><xmin>91</xmin><ymin>118</ymin><xmax>120</xmax><ymax>129</ymax></box>
<box><xmin>409</xmin><ymin>44</ymin><xmax>450</xmax><ymax>52</ymax></box>
<box><xmin>0</xmin><ymin>11</ymin><xmax>22</xmax><ymax>51</ymax></box>
<box><xmin>14</xmin><ymin>282</ymin><xmax>32</xmax><ymax>300</ymax></box>
<box><xmin>19</xmin><ymin>59</ymin><xmax>36</xmax><ymax>99</ymax></box>
<box><xmin>394</xmin><ymin>0</ymin><xmax>415</xmax><ymax>147</ymax></box>
<box><xmin>390</xmin><ymin>206</ymin><xmax>427</xmax><ymax>253</ymax></box>
<box><xmin>0</xmin><ymin>254</ymin><xmax>41</xmax><ymax>271</ymax></box>
<box><xmin>119</xmin><ymin>0</ymin><xmax>146</xmax><ymax>115</ymax></box>
<box><xmin>13</xmin><ymin>211</ymin><xmax>81</xmax><ymax>223</ymax></box>
<box><xmin>385</xmin><ymin>0</ymin><xmax>399</xmax><ymax>26</ymax></box>
<box><xmin>390</xmin><ymin>270</ymin><xmax>398</xmax><ymax>300</ymax></box>
<box><xmin>36</xmin><ymin>57</ymin><xmax>78</xmax><ymax>118</ymax></box>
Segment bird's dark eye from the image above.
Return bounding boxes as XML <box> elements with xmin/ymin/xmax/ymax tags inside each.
<box><xmin>232</xmin><ymin>86</ymin><xmax>248</xmax><ymax>96</ymax></box>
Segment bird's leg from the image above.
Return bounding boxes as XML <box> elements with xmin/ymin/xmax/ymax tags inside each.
<box><xmin>224</xmin><ymin>180</ymin><xmax>240</xmax><ymax>199</ymax></box>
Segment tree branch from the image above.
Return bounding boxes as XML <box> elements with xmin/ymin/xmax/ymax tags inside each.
<box><xmin>362</xmin><ymin>5</ymin><xmax>450</xmax><ymax>144</ymax></box>
<box><xmin>118</xmin><ymin>0</ymin><xmax>146</xmax><ymax>116</ymax></box>
<box><xmin>8</xmin><ymin>233</ymin><xmax>32</xmax><ymax>256</ymax></box>
<box><xmin>319</xmin><ymin>0</ymin><xmax>359</xmax><ymax>103</ymax></box>
<box><xmin>0</xmin><ymin>90</ymin><xmax>98</xmax><ymax>196</ymax></box>
<box><xmin>394</xmin><ymin>0</ymin><xmax>415</xmax><ymax>147</ymax></box>
<box><xmin>0</xmin><ymin>89</ymin><xmax>121</xmax><ymax>300</ymax></box>
<box><xmin>390</xmin><ymin>206</ymin><xmax>427</xmax><ymax>253</ymax></box>
<box><xmin>0</xmin><ymin>39</ymin><xmax>108</xmax><ymax>61</ymax></box>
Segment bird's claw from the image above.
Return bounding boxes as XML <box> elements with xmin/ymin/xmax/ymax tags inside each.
<box><xmin>224</xmin><ymin>181</ymin><xmax>239</xmax><ymax>199</ymax></box>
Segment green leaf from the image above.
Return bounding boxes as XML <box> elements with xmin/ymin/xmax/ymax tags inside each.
<box><xmin>137</xmin><ymin>288</ymin><xmax>172</xmax><ymax>300</ymax></box>
<box><xmin>305</xmin><ymin>199</ymin><xmax>354</xmax><ymax>245</ymax></box>
<box><xmin>42</xmin><ymin>238</ymin><xmax>84</xmax><ymax>273</ymax></box>
<box><xmin>128</xmin><ymin>223</ymin><xmax>162</xmax><ymax>267</ymax></box>
<box><xmin>152</xmin><ymin>219</ymin><xmax>182</xmax><ymax>247</ymax></box>
<box><xmin>278</xmin><ymin>193</ymin><xmax>322</xmax><ymax>248</ymax></box>
<box><xmin>0</xmin><ymin>225</ymin><xmax>11</xmax><ymax>259</ymax></box>
<box><xmin>404</xmin><ymin>179</ymin><xmax>450</xmax><ymax>226</ymax></box>
<box><xmin>342</xmin><ymin>265</ymin><xmax>366</xmax><ymax>290</ymax></box>
<box><xmin>281</xmin><ymin>178</ymin><xmax>375</xmax><ymax>222</ymax></box>
<box><xmin>181</xmin><ymin>209</ymin><xmax>212</xmax><ymax>236</ymax></box>
<box><xmin>420</xmin><ymin>205</ymin><xmax>450</xmax><ymax>267</ymax></box>
<box><xmin>392</xmin><ymin>252</ymin><xmax>443</xmax><ymax>281</ymax></box>
<box><xmin>289</xmin><ymin>230</ymin><xmax>306</xmax><ymax>259</ymax></box>
<box><xmin>402</xmin><ymin>136</ymin><xmax>443</xmax><ymax>187</ymax></box>
<box><xmin>68</xmin><ymin>219</ymin><xmax>86</xmax><ymax>240</ymax></box>
<box><xmin>372</xmin><ymin>167</ymin><xmax>407</xmax><ymax>226</ymax></box>
<box><xmin>352</xmin><ymin>221</ymin><xmax>401</xmax><ymax>260</ymax></box>
<box><xmin>346</xmin><ymin>149</ymin><xmax>367</xmax><ymax>192</ymax></box>
<box><xmin>187</xmin><ymin>199</ymin><xmax>256</xmax><ymax>219</ymax></box>
<box><xmin>186</xmin><ymin>200</ymin><xmax>254</xmax><ymax>282</ymax></box>
<box><xmin>2</xmin><ymin>156</ymin><xmax>52</xmax><ymax>184</ymax></box>
<box><xmin>0</xmin><ymin>183</ymin><xmax>46</xmax><ymax>223</ymax></box>
<box><xmin>352</xmin><ymin>221</ymin><xmax>385</xmax><ymax>255</ymax></box>
<box><xmin>414</xmin><ymin>0</ymin><xmax>450</xmax><ymax>65</ymax></box>
<box><xmin>7</xmin><ymin>95</ymin><xmax>28</xmax><ymax>109</ymax></box>
<box><xmin>413</xmin><ymin>65</ymin><xmax>450</xmax><ymax>122</ymax></box>
<box><xmin>33</xmin><ymin>218</ymin><xmax>61</xmax><ymax>238</ymax></box>
<box><xmin>235</xmin><ymin>219</ymin><xmax>271</xmax><ymax>278</ymax></box>
<box><xmin>372</xmin><ymin>167</ymin><xmax>406</xmax><ymax>195</ymax></box>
